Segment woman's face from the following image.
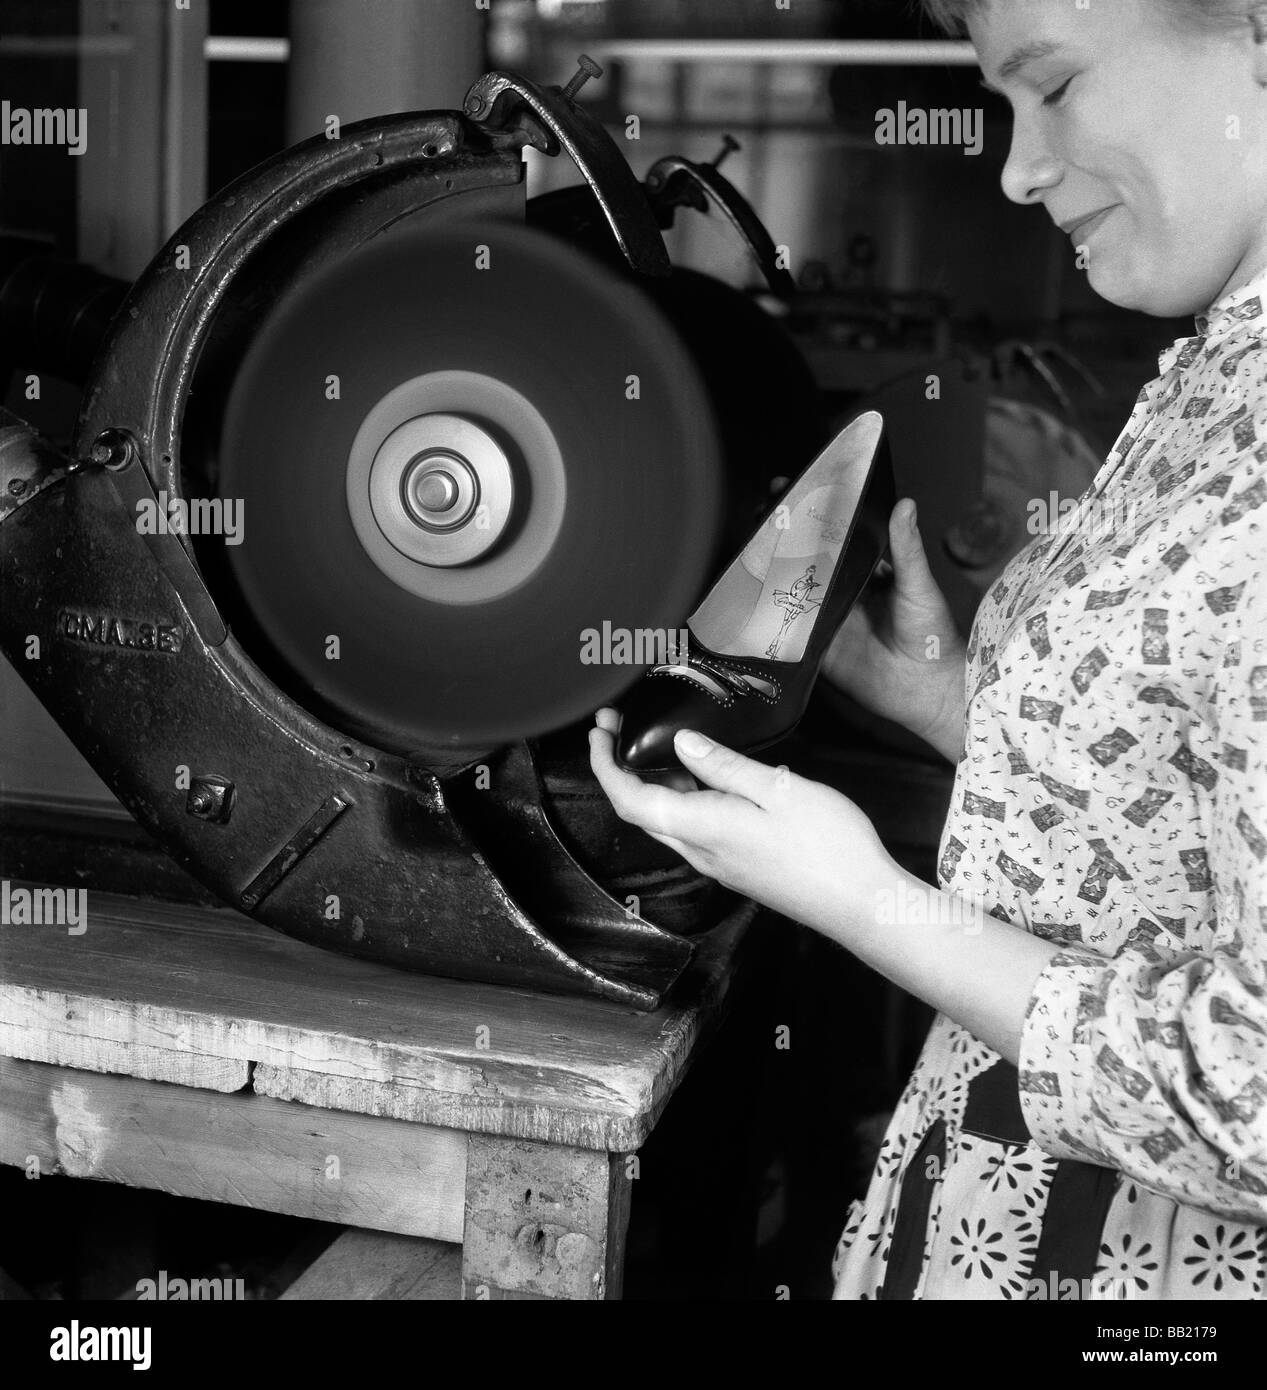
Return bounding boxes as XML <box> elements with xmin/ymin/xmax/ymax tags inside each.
<box><xmin>971</xmin><ymin>0</ymin><xmax>1267</xmax><ymax>316</ymax></box>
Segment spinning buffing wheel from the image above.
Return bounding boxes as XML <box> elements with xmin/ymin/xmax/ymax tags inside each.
<box><xmin>216</xmin><ymin>220</ymin><xmax>722</xmax><ymax>764</ymax></box>
<box><xmin>0</xmin><ymin>59</ymin><xmax>821</xmax><ymax>1005</ymax></box>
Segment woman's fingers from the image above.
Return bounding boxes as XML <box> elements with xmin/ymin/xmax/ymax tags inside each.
<box><xmin>588</xmin><ymin>720</ymin><xmax>764</xmax><ymax>861</ymax></box>
<box><xmin>890</xmin><ymin>499</ymin><xmax>954</xmax><ymax>617</ymax></box>
<box><xmin>591</xmin><ymin>706</ymin><xmax>694</xmax><ymax>791</ymax></box>
<box><xmin>587</xmin><ymin>723</ymin><xmax>690</xmax><ymax>837</ymax></box>
<box><xmin>889</xmin><ymin>499</ymin><xmax>930</xmax><ymax>591</ymax></box>
<box><xmin>672</xmin><ymin>729</ymin><xmax>782</xmax><ymax>808</ymax></box>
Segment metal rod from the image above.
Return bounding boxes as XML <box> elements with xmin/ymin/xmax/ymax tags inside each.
<box><xmin>591</xmin><ymin>39</ymin><xmax>978</xmax><ymax>66</ymax></box>
<box><xmin>4</xmin><ymin>34</ymin><xmax>974</xmax><ymax>68</ymax></box>
<box><xmin>0</xmin><ymin>36</ymin><xmax>134</xmax><ymax>56</ymax></box>
<box><xmin>202</xmin><ymin>36</ymin><xmax>977</xmax><ymax>67</ymax></box>
<box><xmin>205</xmin><ymin>36</ymin><xmax>290</xmax><ymax>62</ymax></box>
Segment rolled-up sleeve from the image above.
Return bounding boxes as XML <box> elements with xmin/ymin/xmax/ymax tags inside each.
<box><xmin>1017</xmin><ymin>553</ymin><xmax>1267</xmax><ymax>1222</ymax></box>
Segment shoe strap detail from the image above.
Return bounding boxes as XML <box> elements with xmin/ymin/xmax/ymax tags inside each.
<box><xmin>649</xmin><ymin>664</ymin><xmax>736</xmax><ymax>706</ymax></box>
<box><xmin>650</xmin><ymin>645</ymin><xmax>783</xmax><ymax>705</ymax></box>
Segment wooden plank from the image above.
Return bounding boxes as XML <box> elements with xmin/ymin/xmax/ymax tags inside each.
<box><xmin>0</xmin><ymin>886</ymin><xmax>753</xmax><ymax>1150</ymax></box>
<box><xmin>0</xmin><ymin>993</ymin><xmax>246</xmax><ymax>1091</ymax></box>
<box><xmin>461</xmin><ymin>1136</ymin><xmax>632</xmax><ymax>1301</ymax></box>
<box><xmin>253</xmin><ymin>1066</ymin><xmax>642</xmax><ymax>1153</ymax></box>
<box><xmin>279</xmin><ymin>1230</ymin><xmax>460</xmax><ymax>1301</ymax></box>
<box><xmin>0</xmin><ymin>1057</ymin><xmax>467</xmax><ymax>1242</ymax></box>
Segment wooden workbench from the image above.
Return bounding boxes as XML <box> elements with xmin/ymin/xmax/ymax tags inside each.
<box><xmin>0</xmin><ymin>885</ymin><xmax>755</xmax><ymax>1299</ymax></box>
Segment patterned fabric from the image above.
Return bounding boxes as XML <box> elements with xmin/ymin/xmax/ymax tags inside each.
<box><xmin>833</xmin><ymin>273</ymin><xmax>1267</xmax><ymax>1300</ymax></box>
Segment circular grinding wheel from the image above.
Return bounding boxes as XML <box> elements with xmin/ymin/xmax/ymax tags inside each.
<box><xmin>217</xmin><ymin>219</ymin><xmax>724</xmax><ymax>762</ymax></box>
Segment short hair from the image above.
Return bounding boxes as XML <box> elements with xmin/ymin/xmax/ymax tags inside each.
<box><xmin>919</xmin><ymin>0</ymin><xmax>1251</xmax><ymax>37</ymax></box>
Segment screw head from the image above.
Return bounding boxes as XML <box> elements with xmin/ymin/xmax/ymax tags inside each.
<box><xmin>561</xmin><ymin>53</ymin><xmax>603</xmax><ymax>100</ymax></box>
<box><xmin>89</xmin><ymin>430</ymin><xmax>135</xmax><ymax>470</ymax></box>
<box><xmin>186</xmin><ymin>775</ymin><xmax>235</xmax><ymax>825</ymax></box>
<box><xmin>711</xmin><ymin>133</ymin><xmax>741</xmax><ymax>169</ymax></box>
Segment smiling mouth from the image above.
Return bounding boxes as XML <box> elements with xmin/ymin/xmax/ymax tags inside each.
<box><xmin>1060</xmin><ymin>206</ymin><xmax>1118</xmax><ymax>241</ymax></box>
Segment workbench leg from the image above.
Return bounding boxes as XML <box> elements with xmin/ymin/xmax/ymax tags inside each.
<box><xmin>461</xmin><ymin>1136</ymin><xmax>632</xmax><ymax>1300</ymax></box>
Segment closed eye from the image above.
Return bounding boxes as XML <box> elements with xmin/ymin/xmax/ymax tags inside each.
<box><xmin>1043</xmin><ymin>76</ymin><xmax>1074</xmax><ymax>108</ymax></box>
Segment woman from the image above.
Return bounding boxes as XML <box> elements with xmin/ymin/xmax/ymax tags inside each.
<box><xmin>589</xmin><ymin>0</ymin><xmax>1267</xmax><ymax>1299</ymax></box>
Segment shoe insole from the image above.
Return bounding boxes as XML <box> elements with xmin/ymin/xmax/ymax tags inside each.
<box><xmin>732</xmin><ymin>483</ymin><xmax>854</xmax><ymax>661</ymax></box>
<box><xmin>693</xmin><ymin>476</ymin><xmax>863</xmax><ymax>664</ymax></box>
<box><xmin>680</xmin><ymin>412</ymin><xmax>879</xmax><ymax>686</ymax></box>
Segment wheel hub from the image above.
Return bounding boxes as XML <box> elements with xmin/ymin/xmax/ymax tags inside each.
<box><xmin>345</xmin><ymin>367</ymin><xmax>567</xmax><ymax>606</ymax></box>
<box><xmin>366</xmin><ymin>411</ymin><xmax>511</xmax><ymax>566</ymax></box>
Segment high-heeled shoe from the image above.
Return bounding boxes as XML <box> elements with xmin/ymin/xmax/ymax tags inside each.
<box><xmin>616</xmin><ymin>410</ymin><xmax>895</xmax><ymax>773</ymax></box>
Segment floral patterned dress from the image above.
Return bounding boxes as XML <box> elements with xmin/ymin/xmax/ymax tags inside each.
<box><xmin>833</xmin><ymin>274</ymin><xmax>1267</xmax><ymax>1300</ymax></box>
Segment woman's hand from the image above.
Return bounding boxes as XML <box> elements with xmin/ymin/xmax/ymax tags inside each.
<box><xmin>588</xmin><ymin>709</ymin><xmax>896</xmax><ymax>935</ymax></box>
<box><xmin>821</xmin><ymin>499</ymin><xmax>967</xmax><ymax>762</ymax></box>
<box><xmin>589</xmin><ymin>711</ymin><xmax>1058</xmax><ymax>1063</ymax></box>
